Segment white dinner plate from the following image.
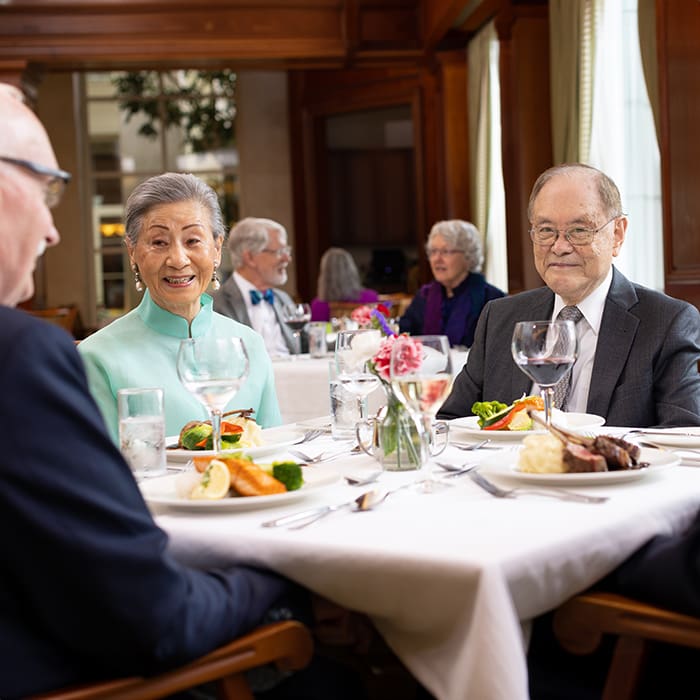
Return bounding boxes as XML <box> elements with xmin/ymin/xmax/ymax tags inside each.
<box><xmin>140</xmin><ymin>467</ymin><xmax>338</xmax><ymax>511</ymax></box>
<box><xmin>166</xmin><ymin>428</ymin><xmax>303</xmax><ymax>463</ymax></box>
<box><xmin>449</xmin><ymin>412</ymin><xmax>605</xmax><ymax>442</ymax></box>
<box><xmin>627</xmin><ymin>427</ymin><xmax>700</xmax><ymax>449</ymax></box>
<box><xmin>481</xmin><ymin>447</ymin><xmax>679</xmax><ymax>485</ymax></box>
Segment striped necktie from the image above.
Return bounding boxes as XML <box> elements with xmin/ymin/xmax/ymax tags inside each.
<box><xmin>551</xmin><ymin>306</ymin><xmax>583</xmax><ymax>410</ymax></box>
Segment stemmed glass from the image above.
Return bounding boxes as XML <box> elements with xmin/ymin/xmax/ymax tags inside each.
<box><xmin>511</xmin><ymin>320</ymin><xmax>578</xmax><ymax>425</ymax></box>
<box><xmin>334</xmin><ymin>329</ymin><xmax>382</xmax><ymax>419</ymax></box>
<box><xmin>176</xmin><ymin>337</ymin><xmax>249</xmax><ymax>452</ymax></box>
<box><xmin>390</xmin><ymin>334</ymin><xmax>453</xmax><ymax>474</ymax></box>
<box><xmin>281</xmin><ymin>302</ymin><xmax>311</xmax><ymax>356</ymax></box>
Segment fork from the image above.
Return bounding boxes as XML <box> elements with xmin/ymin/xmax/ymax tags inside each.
<box><xmin>468</xmin><ymin>470</ymin><xmax>609</xmax><ymax>504</ymax></box>
<box><xmin>293</xmin><ymin>429</ymin><xmax>324</xmax><ymax>445</ymax></box>
<box><xmin>451</xmin><ymin>439</ymin><xmax>491</xmax><ymax>451</ymax></box>
<box><xmin>288</xmin><ymin>447</ymin><xmax>348</xmax><ymax>464</ymax></box>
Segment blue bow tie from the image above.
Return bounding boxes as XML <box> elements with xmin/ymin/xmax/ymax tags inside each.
<box><xmin>250</xmin><ymin>288</ymin><xmax>274</xmax><ymax>305</ymax></box>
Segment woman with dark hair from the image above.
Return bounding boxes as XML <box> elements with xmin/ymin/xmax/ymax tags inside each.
<box><xmin>310</xmin><ymin>247</ymin><xmax>379</xmax><ymax>321</ymax></box>
<box><xmin>399</xmin><ymin>219</ymin><xmax>506</xmax><ymax>347</ymax></box>
<box><xmin>79</xmin><ymin>172</ymin><xmax>281</xmax><ymax>441</ymax></box>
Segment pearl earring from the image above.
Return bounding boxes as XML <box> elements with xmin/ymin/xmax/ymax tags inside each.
<box><xmin>211</xmin><ymin>266</ymin><xmax>221</xmax><ymax>291</ymax></box>
<box><xmin>133</xmin><ymin>265</ymin><xmax>144</xmax><ymax>293</ymax></box>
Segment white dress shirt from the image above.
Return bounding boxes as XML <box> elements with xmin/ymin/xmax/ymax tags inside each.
<box><xmin>233</xmin><ymin>272</ymin><xmax>289</xmax><ymax>357</ymax></box>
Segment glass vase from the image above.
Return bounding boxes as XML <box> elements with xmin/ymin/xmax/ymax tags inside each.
<box><xmin>378</xmin><ymin>387</ymin><xmax>421</xmax><ymax>471</ymax></box>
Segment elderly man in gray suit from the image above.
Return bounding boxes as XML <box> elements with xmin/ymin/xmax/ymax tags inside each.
<box><xmin>212</xmin><ymin>217</ymin><xmax>297</xmax><ymax>356</ymax></box>
<box><xmin>439</xmin><ymin>163</ymin><xmax>700</xmax><ymax>428</ymax></box>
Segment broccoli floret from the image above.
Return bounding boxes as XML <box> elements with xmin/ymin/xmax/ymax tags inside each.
<box><xmin>471</xmin><ymin>401</ymin><xmax>509</xmax><ymax>428</ymax></box>
<box><xmin>271</xmin><ymin>462</ymin><xmax>304</xmax><ymax>491</ymax></box>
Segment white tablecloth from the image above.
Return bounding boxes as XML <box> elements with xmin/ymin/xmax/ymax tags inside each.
<box><xmin>272</xmin><ymin>350</ymin><xmax>469</xmax><ymax>424</ymax></box>
<box><xmin>152</xmin><ymin>432</ymin><xmax>700</xmax><ymax>700</ymax></box>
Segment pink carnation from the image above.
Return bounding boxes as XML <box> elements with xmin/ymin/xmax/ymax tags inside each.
<box><xmin>351</xmin><ymin>305</ymin><xmax>373</xmax><ymax>328</ymax></box>
<box><xmin>371</xmin><ymin>334</ymin><xmax>422</xmax><ymax>381</ymax></box>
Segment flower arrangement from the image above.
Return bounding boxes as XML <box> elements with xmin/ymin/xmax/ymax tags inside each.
<box><xmin>351</xmin><ymin>305</ymin><xmax>423</xmax><ymax>470</ymax></box>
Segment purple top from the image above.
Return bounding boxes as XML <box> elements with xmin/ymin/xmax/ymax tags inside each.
<box><xmin>310</xmin><ymin>288</ymin><xmax>380</xmax><ymax>321</ymax></box>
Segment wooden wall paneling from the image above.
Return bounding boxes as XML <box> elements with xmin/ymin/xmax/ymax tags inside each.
<box><xmin>656</xmin><ymin>0</ymin><xmax>700</xmax><ymax>308</ymax></box>
<box><xmin>435</xmin><ymin>49</ymin><xmax>471</xmax><ymax>221</ymax></box>
<box><xmin>496</xmin><ymin>2</ymin><xmax>551</xmax><ymax>294</ymax></box>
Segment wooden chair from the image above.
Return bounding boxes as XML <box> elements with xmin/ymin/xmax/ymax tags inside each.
<box><xmin>553</xmin><ymin>591</ymin><xmax>700</xmax><ymax>700</ymax></box>
<box><xmin>30</xmin><ymin>620</ymin><xmax>313</xmax><ymax>700</ymax></box>
<box><xmin>25</xmin><ymin>305</ymin><xmax>81</xmax><ymax>338</ymax></box>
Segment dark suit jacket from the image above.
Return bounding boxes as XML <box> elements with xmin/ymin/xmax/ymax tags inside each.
<box><xmin>0</xmin><ymin>308</ymin><xmax>288</xmax><ymax>699</ymax></box>
<box><xmin>211</xmin><ymin>276</ymin><xmax>297</xmax><ymax>354</ymax></box>
<box><xmin>438</xmin><ymin>267</ymin><xmax>700</xmax><ymax>427</ymax></box>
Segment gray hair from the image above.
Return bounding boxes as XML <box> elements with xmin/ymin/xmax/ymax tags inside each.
<box><xmin>124</xmin><ymin>172</ymin><xmax>226</xmax><ymax>246</ymax></box>
<box><xmin>316</xmin><ymin>247</ymin><xmax>363</xmax><ymax>301</ymax></box>
<box><xmin>527</xmin><ymin>163</ymin><xmax>624</xmax><ymax>221</ymax></box>
<box><xmin>427</xmin><ymin>220</ymin><xmax>484</xmax><ymax>273</ymax></box>
<box><xmin>227</xmin><ymin>217</ymin><xmax>286</xmax><ymax>269</ymax></box>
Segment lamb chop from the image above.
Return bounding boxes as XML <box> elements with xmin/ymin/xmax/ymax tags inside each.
<box><xmin>527</xmin><ymin>409</ymin><xmax>646</xmax><ymax>471</ymax></box>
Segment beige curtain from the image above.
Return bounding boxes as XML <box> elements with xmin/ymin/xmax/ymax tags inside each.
<box><xmin>549</xmin><ymin>0</ymin><xmax>595</xmax><ymax>163</ymax></box>
<box><xmin>467</xmin><ymin>21</ymin><xmax>508</xmax><ymax>292</ymax></box>
<box><xmin>637</xmin><ymin>0</ymin><xmax>660</xmax><ymax>144</ymax></box>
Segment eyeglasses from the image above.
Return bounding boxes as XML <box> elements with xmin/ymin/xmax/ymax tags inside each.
<box><xmin>0</xmin><ymin>155</ymin><xmax>71</xmax><ymax>209</ymax></box>
<box><xmin>529</xmin><ymin>215</ymin><xmax>620</xmax><ymax>247</ymax></box>
<box><xmin>426</xmin><ymin>247</ymin><xmax>464</xmax><ymax>258</ymax></box>
<box><xmin>261</xmin><ymin>246</ymin><xmax>292</xmax><ymax>258</ymax></box>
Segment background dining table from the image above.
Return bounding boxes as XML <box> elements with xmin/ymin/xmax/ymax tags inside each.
<box><xmin>147</xmin><ymin>425</ymin><xmax>700</xmax><ymax>700</ymax></box>
<box><xmin>271</xmin><ymin>349</ymin><xmax>469</xmax><ymax>424</ymax></box>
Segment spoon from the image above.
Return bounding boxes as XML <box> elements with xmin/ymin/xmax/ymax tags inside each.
<box><xmin>344</xmin><ymin>471</ymin><xmax>382</xmax><ymax>486</ymax></box>
<box><xmin>287</xmin><ymin>484</ymin><xmax>413</xmax><ymax>529</ymax></box>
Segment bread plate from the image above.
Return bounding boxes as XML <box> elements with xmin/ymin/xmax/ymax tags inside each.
<box><xmin>140</xmin><ymin>467</ymin><xmax>338</xmax><ymax>511</ymax></box>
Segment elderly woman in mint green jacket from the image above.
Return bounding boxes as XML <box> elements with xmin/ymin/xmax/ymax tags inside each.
<box><xmin>78</xmin><ymin>172</ymin><xmax>281</xmax><ymax>442</ymax></box>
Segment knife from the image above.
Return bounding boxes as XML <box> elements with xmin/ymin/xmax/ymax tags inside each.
<box><xmin>625</xmin><ymin>429</ymin><xmax>700</xmax><ymax>438</ymax></box>
<box><xmin>261</xmin><ymin>500</ymin><xmax>355</xmax><ymax>528</ymax></box>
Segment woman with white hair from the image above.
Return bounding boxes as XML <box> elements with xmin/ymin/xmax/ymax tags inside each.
<box><xmin>399</xmin><ymin>219</ymin><xmax>505</xmax><ymax>347</ymax></box>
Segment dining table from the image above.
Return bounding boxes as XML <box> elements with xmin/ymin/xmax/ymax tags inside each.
<box><xmin>145</xmin><ymin>422</ymin><xmax>700</xmax><ymax>700</ymax></box>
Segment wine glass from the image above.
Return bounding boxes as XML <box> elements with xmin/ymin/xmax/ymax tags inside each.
<box><xmin>176</xmin><ymin>337</ymin><xmax>249</xmax><ymax>452</ymax></box>
<box><xmin>390</xmin><ymin>335</ymin><xmax>453</xmax><ymax>474</ymax></box>
<box><xmin>511</xmin><ymin>320</ymin><xmax>578</xmax><ymax>425</ymax></box>
<box><xmin>334</xmin><ymin>329</ymin><xmax>382</xmax><ymax>419</ymax></box>
<box><xmin>281</xmin><ymin>302</ymin><xmax>311</xmax><ymax>356</ymax></box>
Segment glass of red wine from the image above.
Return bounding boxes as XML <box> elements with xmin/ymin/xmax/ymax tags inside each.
<box><xmin>281</xmin><ymin>302</ymin><xmax>311</xmax><ymax>356</ymax></box>
<box><xmin>511</xmin><ymin>320</ymin><xmax>578</xmax><ymax>425</ymax></box>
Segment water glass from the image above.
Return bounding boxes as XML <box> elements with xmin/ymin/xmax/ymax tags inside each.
<box><xmin>308</xmin><ymin>322</ymin><xmax>328</xmax><ymax>358</ymax></box>
<box><xmin>118</xmin><ymin>387</ymin><xmax>166</xmax><ymax>479</ymax></box>
<box><xmin>329</xmin><ymin>360</ymin><xmax>364</xmax><ymax>439</ymax></box>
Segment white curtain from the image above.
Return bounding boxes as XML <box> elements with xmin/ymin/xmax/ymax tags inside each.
<box><xmin>467</xmin><ymin>21</ymin><xmax>508</xmax><ymax>292</ymax></box>
<box><xmin>588</xmin><ymin>0</ymin><xmax>663</xmax><ymax>290</ymax></box>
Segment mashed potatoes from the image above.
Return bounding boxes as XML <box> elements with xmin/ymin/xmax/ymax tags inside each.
<box><xmin>227</xmin><ymin>416</ymin><xmax>264</xmax><ymax>447</ymax></box>
<box><xmin>518</xmin><ymin>433</ymin><xmax>565</xmax><ymax>473</ymax></box>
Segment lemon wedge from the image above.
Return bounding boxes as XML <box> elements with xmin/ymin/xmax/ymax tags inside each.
<box><xmin>189</xmin><ymin>459</ymin><xmax>231</xmax><ymax>500</ymax></box>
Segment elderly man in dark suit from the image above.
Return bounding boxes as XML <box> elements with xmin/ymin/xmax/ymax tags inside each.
<box><xmin>212</xmin><ymin>217</ymin><xmax>298</xmax><ymax>356</ymax></box>
<box><xmin>438</xmin><ymin>163</ymin><xmax>700</xmax><ymax>427</ymax></box>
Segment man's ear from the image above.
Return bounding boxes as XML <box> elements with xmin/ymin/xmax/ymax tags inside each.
<box><xmin>611</xmin><ymin>216</ymin><xmax>628</xmax><ymax>257</ymax></box>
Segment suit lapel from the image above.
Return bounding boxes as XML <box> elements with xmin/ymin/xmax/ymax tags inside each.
<box><xmin>586</xmin><ymin>269</ymin><xmax>639</xmax><ymax>417</ymax></box>
<box><xmin>225</xmin><ymin>279</ymin><xmax>252</xmax><ymax>326</ymax></box>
